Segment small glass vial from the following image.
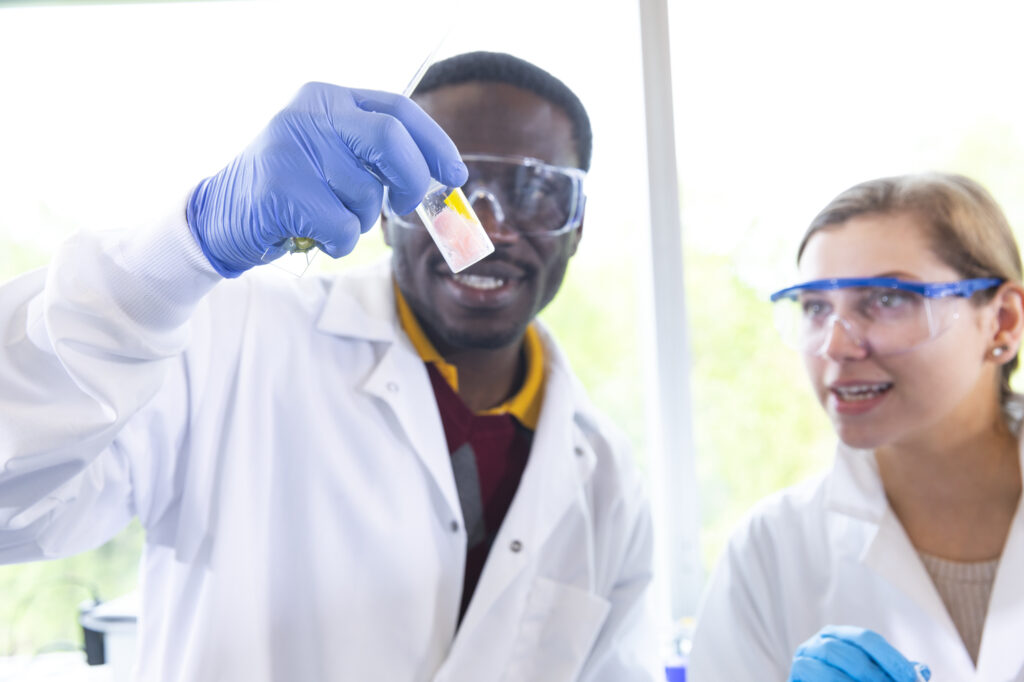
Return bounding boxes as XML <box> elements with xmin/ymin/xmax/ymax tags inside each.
<box><xmin>416</xmin><ymin>181</ymin><xmax>494</xmax><ymax>273</ymax></box>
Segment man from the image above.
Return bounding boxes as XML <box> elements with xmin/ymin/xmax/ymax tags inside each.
<box><xmin>0</xmin><ymin>52</ymin><xmax>657</xmax><ymax>681</ymax></box>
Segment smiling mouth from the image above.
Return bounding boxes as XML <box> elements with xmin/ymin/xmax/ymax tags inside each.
<box><xmin>832</xmin><ymin>382</ymin><xmax>893</xmax><ymax>401</ymax></box>
<box><xmin>451</xmin><ymin>273</ymin><xmax>506</xmax><ymax>290</ymax></box>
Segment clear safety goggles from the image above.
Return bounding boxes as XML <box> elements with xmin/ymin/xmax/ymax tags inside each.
<box><xmin>383</xmin><ymin>153</ymin><xmax>586</xmax><ymax>237</ymax></box>
<box><xmin>769</xmin><ymin>276</ymin><xmax>1003</xmax><ymax>356</ymax></box>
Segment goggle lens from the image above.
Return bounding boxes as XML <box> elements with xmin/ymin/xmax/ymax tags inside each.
<box><xmin>773</xmin><ymin>286</ymin><xmax>955</xmax><ymax>356</ymax></box>
<box><xmin>384</xmin><ymin>154</ymin><xmax>584</xmax><ymax>236</ymax></box>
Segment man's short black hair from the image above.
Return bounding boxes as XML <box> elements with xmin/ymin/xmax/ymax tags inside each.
<box><xmin>412</xmin><ymin>51</ymin><xmax>592</xmax><ymax>171</ymax></box>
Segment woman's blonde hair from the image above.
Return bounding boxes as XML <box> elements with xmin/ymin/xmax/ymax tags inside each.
<box><xmin>797</xmin><ymin>172</ymin><xmax>1023</xmax><ymax>404</ymax></box>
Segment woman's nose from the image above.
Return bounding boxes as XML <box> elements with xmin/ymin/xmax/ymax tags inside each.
<box><xmin>817</xmin><ymin>315</ymin><xmax>870</xmax><ymax>360</ymax></box>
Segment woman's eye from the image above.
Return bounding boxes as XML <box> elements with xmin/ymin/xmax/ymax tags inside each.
<box><xmin>868</xmin><ymin>290</ymin><xmax>914</xmax><ymax>311</ymax></box>
<box><xmin>801</xmin><ymin>300</ymin><xmax>830</xmax><ymax>318</ymax></box>
<box><xmin>862</xmin><ymin>289</ymin><xmax>921</xmax><ymax>319</ymax></box>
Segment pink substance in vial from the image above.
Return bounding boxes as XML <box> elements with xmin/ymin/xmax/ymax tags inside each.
<box><xmin>430</xmin><ymin>207</ymin><xmax>493</xmax><ymax>272</ymax></box>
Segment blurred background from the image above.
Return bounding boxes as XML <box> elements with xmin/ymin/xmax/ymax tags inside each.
<box><xmin>3</xmin><ymin>0</ymin><xmax>1024</xmax><ymax>674</ymax></box>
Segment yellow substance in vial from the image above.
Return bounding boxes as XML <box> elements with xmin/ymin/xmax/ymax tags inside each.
<box><xmin>443</xmin><ymin>188</ymin><xmax>475</xmax><ymax>222</ymax></box>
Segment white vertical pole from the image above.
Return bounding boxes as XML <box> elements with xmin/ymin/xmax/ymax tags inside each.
<box><xmin>637</xmin><ymin>0</ymin><xmax>703</xmax><ymax>626</ymax></box>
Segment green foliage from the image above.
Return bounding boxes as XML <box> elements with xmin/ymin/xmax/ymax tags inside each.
<box><xmin>683</xmin><ymin>250</ymin><xmax>833</xmax><ymax>569</ymax></box>
<box><xmin>541</xmin><ymin>255</ymin><xmax>649</xmax><ymax>466</ymax></box>
<box><xmin>0</xmin><ymin>240</ymin><xmax>50</xmax><ymax>284</ymax></box>
<box><xmin>0</xmin><ymin>523</ymin><xmax>144</xmax><ymax>657</ymax></box>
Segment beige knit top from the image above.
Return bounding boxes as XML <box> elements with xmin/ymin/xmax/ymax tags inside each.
<box><xmin>918</xmin><ymin>551</ymin><xmax>1000</xmax><ymax>665</ymax></box>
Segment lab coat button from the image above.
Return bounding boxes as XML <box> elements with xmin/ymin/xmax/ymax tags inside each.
<box><xmin>574</xmin><ymin>446</ymin><xmax>584</xmax><ymax>457</ymax></box>
<box><xmin>450</xmin><ymin>520</ymin><xmax>459</xmax><ymax>533</ymax></box>
<box><xmin>510</xmin><ymin>540</ymin><xmax>523</xmax><ymax>553</ymax></box>
<box><xmin>386</xmin><ymin>381</ymin><xmax>399</xmax><ymax>393</ymax></box>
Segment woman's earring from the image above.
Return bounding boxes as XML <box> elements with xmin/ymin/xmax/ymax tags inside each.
<box><xmin>993</xmin><ymin>346</ymin><xmax>1007</xmax><ymax>358</ymax></box>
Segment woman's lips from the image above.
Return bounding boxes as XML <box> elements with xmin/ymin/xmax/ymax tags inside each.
<box><xmin>829</xmin><ymin>381</ymin><xmax>894</xmax><ymax>415</ymax></box>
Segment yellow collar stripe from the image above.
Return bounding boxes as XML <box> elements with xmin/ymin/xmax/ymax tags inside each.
<box><xmin>479</xmin><ymin>324</ymin><xmax>544</xmax><ymax>430</ymax></box>
<box><xmin>394</xmin><ymin>282</ymin><xmax>458</xmax><ymax>388</ymax></box>
<box><xmin>394</xmin><ymin>282</ymin><xmax>545</xmax><ymax>430</ymax></box>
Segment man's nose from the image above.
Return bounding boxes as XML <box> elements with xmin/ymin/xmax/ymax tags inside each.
<box><xmin>817</xmin><ymin>315</ymin><xmax>869</xmax><ymax>360</ymax></box>
<box><xmin>467</xmin><ymin>188</ymin><xmax>518</xmax><ymax>244</ymax></box>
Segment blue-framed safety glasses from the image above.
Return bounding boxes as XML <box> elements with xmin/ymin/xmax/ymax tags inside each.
<box><xmin>770</xmin><ymin>276</ymin><xmax>1004</xmax><ymax>356</ymax></box>
<box><xmin>382</xmin><ymin>153</ymin><xmax>586</xmax><ymax>237</ymax></box>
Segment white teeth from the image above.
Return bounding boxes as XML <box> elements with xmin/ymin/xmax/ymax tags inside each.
<box><xmin>834</xmin><ymin>383</ymin><xmax>892</xmax><ymax>401</ymax></box>
<box><xmin>452</xmin><ymin>274</ymin><xmax>505</xmax><ymax>290</ymax></box>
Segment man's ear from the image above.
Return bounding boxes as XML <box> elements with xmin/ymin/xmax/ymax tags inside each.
<box><xmin>988</xmin><ymin>281</ymin><xmax>1024</xmax><ymax>363</ymax></box>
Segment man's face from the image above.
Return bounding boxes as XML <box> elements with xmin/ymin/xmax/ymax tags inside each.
<box><xmin>383</xmin><ymin>81</ymin><xmax>583</xmax><ymax>353</ymax></box>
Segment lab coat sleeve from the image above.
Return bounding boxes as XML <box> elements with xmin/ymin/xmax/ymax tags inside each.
<box><xmin>687</xmin><ymin>510</ymin><xmax>792</xmax><ymax>682</ymax></box>
<box><xmin>0</xmin><ymin>208</ymin><xmax>221</xmax><ymax>563</ymax></box>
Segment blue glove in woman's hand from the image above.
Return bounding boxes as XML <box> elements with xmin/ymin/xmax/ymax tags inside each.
<box><xmin>789</xmin><ymin>626</ymin><xmax>930</xmax><ymax>682</ymax></box>
<box><xmin>186</xmin><ymin>82</ymin><xmax>468</xmax><ymax>277</ymax></box>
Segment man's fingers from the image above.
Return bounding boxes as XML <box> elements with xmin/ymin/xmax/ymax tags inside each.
<box><xmin>260</xmin><ymin>176</ymin><xmax>362</xmax><ymax>259</ymax></box>
<box><xmin>341</xmin><ymin>110</ymin><xmax>433</xmax><ymax>216</ymax></box>
<box><xmin>289</xmin><ymin>84</ymin><xmax>466</xmax><ymax>217</ymax></box>
<box><xmin>317</xmin><ymin>145</ymin><xmax>386</xmax><ymax>234</ymax></box>
<box><xmin>350</xmin><ymin>88</ymin><xmax>467</xmax><ymax>186</ymax></box>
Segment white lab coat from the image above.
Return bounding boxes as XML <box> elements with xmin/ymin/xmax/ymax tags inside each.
<box><xmin>688</xmin><ymin>440</ymin><xmax>1024</xmax><ymax>682</ymax></box>
<box><xmin>0</xmin><ymin>209</ymin><xmax>660</xmax><ymax>682</ymax></box>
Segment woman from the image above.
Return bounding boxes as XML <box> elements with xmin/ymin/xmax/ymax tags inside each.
<box><xmin>688</xmin><ymin>173</ymin><xmax>1024</xmax><ymax>682</ymax></box>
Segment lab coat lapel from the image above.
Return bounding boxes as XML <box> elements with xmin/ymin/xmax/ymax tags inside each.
<box><xmin>862</xmin><ymin>507</ymin><xmax>959</xmax><ymax>634</ymax></box>
<box><xmin>315</xmin><ymin>261</ymin><xmax>462</xmax><ymax>522</ymax></box>
<box><xmin>974</xmin><ymin>441</ymin><xmax>1024</xmax><ymax>682</ymax></box>
<box><xmin>832</xmin><ymin>447</ymin><xmax>964</xmax><ymax>646</ymax></box>
<box><xmin>457</xmin><ymin>343</ymin><xmax>597</xmax><ymax>635</ymax></box>
<box><xmin>315</xmin><ymin>259</ymin><xmax>400</xmax><ymax>344</ymax></box>
<box><xmin>515</xmin><ymin>359</ymin><xmax>598</xmax><ymax>552</ymax></box>
<box><xmin>361</xmin><ymin>342</ymin><xmax>462</xmax><ymax>520</ymax></box>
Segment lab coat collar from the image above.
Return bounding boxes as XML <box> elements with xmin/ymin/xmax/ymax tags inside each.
<box><xmin>314</xmin><ymin>258</ymin><xmax>604</xmax><ymax>633</ymax></box>
<box><xmin>314</xmin><ymin>258</ymin><xmax>461</xmax><ymax>533</ymax></box>
<box><xmin>827</xmin><ymin>435</ymin><xmax>1024</xmax><ymax>680</ymax></box>
<box><xmin>315</xmin><ymin>258</ymin><xmax>401</xmax><ymax>344</ymax></box>
<box><xmin>824</xmin><ymin>444</ymin><xmax>887</xmax><ymax>522</ymax></box>
<box><xmin>312</xmin><ymin>257</ymin><xmax>605</xmax><ymax>440</ymax></box>
<box><xmin>518</xmin><ymin>325</ymin><xmax>602</xmax><ymax>534</ymax></box>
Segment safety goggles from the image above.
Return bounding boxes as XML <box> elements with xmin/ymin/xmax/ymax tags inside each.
<box><xmin>770</xmin><ymin>276</ymin><xmax>1003</xmax><ymax>356</ymax></box>
<box><xmin>383</xmin><ymin>153</ymin><xmax>586</xmax><ymax>237</ymax></box>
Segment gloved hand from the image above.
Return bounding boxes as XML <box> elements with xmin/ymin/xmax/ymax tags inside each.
<box><xmin>789</xmin><ymin>626</ymin><xmax>930</xmax><ymax>682</ymax></box>
<box><xmin>186</xmin><ymin>82</ymin><xmax>468</xmax><ymax>277</ymax></box>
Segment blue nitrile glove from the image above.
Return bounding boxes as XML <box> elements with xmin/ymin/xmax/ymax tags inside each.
<box><xmin>186</xmin><ymin>82</ymin><xmax>468</xmax><ymax>278</ymax></box>
<box><xmin>789</xmin><ymin>626</ymin><xmax>931</xmax><ymax>682</ymax></box>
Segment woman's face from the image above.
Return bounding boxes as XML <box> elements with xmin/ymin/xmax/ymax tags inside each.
<box><xmin>799</xmin><ymin>211</ymin><xmax>1002</xmax><ymax>449</ymax></box>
